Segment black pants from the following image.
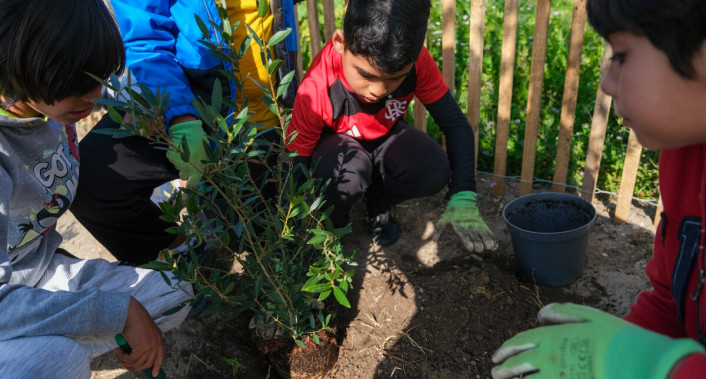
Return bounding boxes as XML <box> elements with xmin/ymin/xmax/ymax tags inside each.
<box><xmin>311</xmin><ymin>122</ymin><xmax>452</xmax><ymax>227</ymax></box>
<box><xmin>72</xmin><ymin>113</ymin><xmax>278</xmax><ymax>264</ymax></box>
<box><xmin>71</xmin><ymin>114</ymin><xmax>182</xmax><ymax>264</ymax></box>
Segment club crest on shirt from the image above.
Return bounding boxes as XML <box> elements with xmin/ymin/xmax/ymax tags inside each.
<box><xmin>384</xmin><ymin>99</ymin><xmax>408</xmax><ymax>120</ymax></box>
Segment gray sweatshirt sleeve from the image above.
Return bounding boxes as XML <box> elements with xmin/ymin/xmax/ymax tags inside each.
<box><xmin>0</xmin><ymin>284</ymin><xmax>130</xmax><ymax>340</ymax></box>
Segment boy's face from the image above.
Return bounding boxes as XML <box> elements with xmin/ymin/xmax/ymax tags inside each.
<box><xmin>16</xmin><ymin>85</ymin><xmax>101</xmax><ymax>125</ymax></box>
<box><xmin>333</xmin><ymin>31</ymin><xmax>414</xmax><ymax>103</ymax></box>
<box><xmin>601</xmin><ymin>32</ymin><xmax>706</xmax><ymax>150</ymax></box>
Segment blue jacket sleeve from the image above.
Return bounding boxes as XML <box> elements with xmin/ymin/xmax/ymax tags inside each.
<box><xmin>109</xmin><ymin>0</ymin><xmax>215</xmax><ymax>126</ymax></box>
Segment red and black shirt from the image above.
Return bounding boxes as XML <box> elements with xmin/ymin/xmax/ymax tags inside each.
<box><xmin>288</xmin><ymin>39</ymin><xmax>478</xmax><ymax>195</ymax></box>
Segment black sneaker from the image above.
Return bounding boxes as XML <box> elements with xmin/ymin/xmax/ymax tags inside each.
<box><xmin>367</xmin><ymin>204</ymin><xmax>399</xmax><ymax>246</ymax></box>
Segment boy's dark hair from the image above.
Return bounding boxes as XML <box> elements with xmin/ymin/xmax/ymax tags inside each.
<box><xmin>343</xmin><ymin>0</ymin><xmax>431</xmax><ymax>73</ymax></box>
<box><xmin>0</xmin><ymin>0</ymin><xmax>125</xmax><ymax>106</ymax></box>
<box><xmin>587</xmin><ymin>0</ymin><xmax>706</xmax><ymax>78</ymax></box>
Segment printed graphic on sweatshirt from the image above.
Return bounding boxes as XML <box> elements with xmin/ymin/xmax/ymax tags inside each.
<box><xmin>11</xmin><ymin>125</ymin><xmax>79</xmax><ymax>250</ymax></box>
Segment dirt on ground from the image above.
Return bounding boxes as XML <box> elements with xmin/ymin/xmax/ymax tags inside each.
<box><xmin>59</xmin><ymin>171</ymin><xmax>655</xmax><ymax>379</ymax></box>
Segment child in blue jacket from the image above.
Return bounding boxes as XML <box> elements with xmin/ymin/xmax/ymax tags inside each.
<box><xmin>71</xmin><ymin>0</ymin><xmax>300</xmax><ymax>265</ymax></box>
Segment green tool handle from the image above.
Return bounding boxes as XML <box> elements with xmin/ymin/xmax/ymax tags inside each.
<box><xmin>115</xmin><ymin>333</ymin><xmax>167</xmax><ymax>379</ymax></box>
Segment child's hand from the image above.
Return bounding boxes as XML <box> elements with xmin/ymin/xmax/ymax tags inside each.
<box><xmin>491</xmin><ymin>303</ymin><xmax>705</xmax><ymax>379</ymax></box>
<box><xmin>166</xmin><ymin>119</ymin><xmax>209</xmax><ymax>188</ymax></box>
<box><xmin>114</xmin><ymin>296</ymin><xmax>165</xmax><ymax>377</ymax></box>
<box><xmin>433</xmin><ymin>191</ymin><xmax>498</xmax><ymax>252</ymax></box>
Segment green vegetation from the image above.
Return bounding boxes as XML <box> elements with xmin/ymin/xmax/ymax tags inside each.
<box><xmin>96</xmin><ymin>3</ymin><xmax>355</xmax><ymax>347</ymax></box>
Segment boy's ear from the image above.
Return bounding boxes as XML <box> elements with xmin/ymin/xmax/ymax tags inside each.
<box><xmin>333</xmin><ymin>30</ymin><xmax>346</xmax><ymax>55</ymax></box>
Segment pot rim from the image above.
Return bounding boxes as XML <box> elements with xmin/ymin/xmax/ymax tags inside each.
<box><xmin>502</xmin><ymin>192</ymin><xmax>597</xmax><ymax>236</ymax></box>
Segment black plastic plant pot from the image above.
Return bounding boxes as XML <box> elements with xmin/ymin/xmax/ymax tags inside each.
<box><xmin>503</xmin><ymin>192</ymin><xmax>597</xmax><ymax>286</ymax></box>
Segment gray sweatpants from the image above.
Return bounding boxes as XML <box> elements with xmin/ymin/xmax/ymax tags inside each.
<box><xmin>0</xmin><ymin>253</ymin><xmax>192</xmax><ymax>379</ymax></box>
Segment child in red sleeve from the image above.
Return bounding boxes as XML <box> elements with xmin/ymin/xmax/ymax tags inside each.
<box><xmin>491</xmin><ymin>0</ymin><xmax>706</xmax><ymax>378</ymax></box>
<box><xmin>287</xmin><ymin>0</ymin><xmax>497</xmax><ymax>251</ymax></box>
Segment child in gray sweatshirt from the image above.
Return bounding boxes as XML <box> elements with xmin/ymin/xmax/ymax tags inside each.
<box><xmin>0</xmin><ymin>0</ymin><xmax>192</xmax><ymax>377</ymax></box>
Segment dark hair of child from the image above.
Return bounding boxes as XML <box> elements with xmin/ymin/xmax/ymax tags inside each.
<box><xmin>343</xmin><ymin>0</ymin><xmax>432</xmax><ymax>74</ymax></box>
<box><xmin>587</xmin><ymin>0</ymin><xmax>706</xmax><ymax>78</ymax></box>
<box><xmin>0</xmin><ymin>0</ymin><xmax>125</xmax><ymax>108</ymax></box>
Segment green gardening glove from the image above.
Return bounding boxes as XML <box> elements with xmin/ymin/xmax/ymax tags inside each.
<box><xmin>432</xmin><ymin>191</ymin><xmax>498</xmax><ymax>252</ymax></box>
<box><xmin>491</xmin><ymin>303</ymin><xmax>705</xmax><ymax>379</ymax></box>
<box><xmin>166</xmin><ymin>120</ymin><xmax>209</xmax><ymax>188</ymax></box>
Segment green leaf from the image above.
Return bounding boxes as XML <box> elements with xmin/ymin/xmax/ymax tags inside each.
<box><xmin>107</xmin><ymin>108</ymin><xmax>124</xmax><ymax>124</ymax></box>
<box><xmin>307</xmin><ymin>233</ymin><xmax>327</xmax><ymax>245</ymax></box>
<box><xmin>303</xmin><ymin>283</ymin><xmax>330</xmax><ymax>293</ymax></box>
<box><xmin>204</xmin><ymin>44</ymin><xmax>234</xmax><ymax>64</ymax></box>
<box><xmin>267</xmin><ymin>59</ymin><xmax>283</xmax><ymax>76</ymax></box>
<box><xmin>276</xmin><ymin>71</ymin><xmax>296</xmax><ymax>99</ymax></box>
<box><xmin>211</xmin><ymin>79</ymin><xmax>223</xmax><ymax>113</ymax></box>
<box><xmin>254</xmin><ymin>274</ymin><xmax>263</xmax><ymax>295</ymax></box>
<box><xmin>162</xmin><ymin>304</ymin><xmax>186</xmax><ymax>316</ymax></box>
<box><xmin>91</xmin><ymin>129</ymin><xmax>136</xmax><ymax>138</ymax></box>
<box><xmin>244</xmin><ymin>24</ymin><xmax>263</xmax><ymax>47</ymax></box>
<box><xmin>94</xmin><ymin>98</ymin><xmax>127</xmax><ymax>108</ymax></box>
<box><xmin>238</xmin><ymin>34</ymin><xmax>252</xmax><ymax>59</ymax></box>
<box><xmin>312</xmin><ymin>333</ymin><xmax>320</xmax><ymax>345</ymax></box>
<box><xmin>332</xmin><ymin>287</ymin><xmax>350</xmax><ymax>308</ymax></box>
<box><xmin>109</xmin><ymin>73</ymin><xmax>121</xmax><ymax>90</ymax></box>
<box><xmin>267</xmin><ymin>29</ymin><xmax>292</xmax><ymax>47</ymax></box>
<box><xmin>317</xmin><ymin>290</ymin><xmax>332</xmax><ymax>301</ymax></box>
<box><xmin>202</xmin><ymin>299</ymin><xmax>220</xmax><ymax>316</ymax></box>
<box><xmin>139</xmin><ymin>260</ymin><xmax>172</xmax><ymax>271</ymax></box>
<box><xmin>223</xmin><ymin>281</ymin><xmax>236</xmax><ymax>296</ymax></box>
<box><xmin>195</xmin><ymin>15</ymin><xmax>210</xmax><ymax>38</ymax></box>
<box><xmin>294</xmin><ymin>339</ymin><xmax>306</xmax><ymax>348</ymax></box>
<box><xmin>136</xmin><ymin>83</ymin><xmax>157</xmax><ymax>105</ymax></box>
<box><xmin>261</xmin><ymin>94</ymin><xmax>278</xmax><ymax>115</ymax></box>
<box><xmin>257</xmin><ymin>0</ymin><xmax>269</xmax><ymax>19</ymax></box>
<box><xmin>302</xmin><ymin>275</ymin><xmax>320</xmax><ymax>291</ymax></box>
<box><xmin>179</xmin><ymin>135</ymin><xmax>190</xmax><ymax>162</ymax></box>
<box><xmin>249</xmin><ymin>77</ymin><xmax>272</xmax><ymax>98</ymax></box>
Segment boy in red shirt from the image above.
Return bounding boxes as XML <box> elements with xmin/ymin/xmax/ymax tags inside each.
<box><xmin>492</xmin><ymin>1</ymin><xmax>706</xmax><ymax>377</ymax></box>
<box><xmin>287</xmin><ymin>0</ymin><xmax>497</xmax><ymax>251</ymax></box>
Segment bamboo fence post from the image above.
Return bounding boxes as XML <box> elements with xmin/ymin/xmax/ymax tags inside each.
<box><xmin>414</xmin><ymin>36</ymin><xmax>429</xmax><ymax>131</ymax></box>
<box><xmin>322</xmin><ymin>0</ymin><xmax>336</xmax><ymax>41</ymax></box>
<box><xmin>467</xmin><ymin>0</ymin><xmax>486</xmax><ymax>165</ymax></box>
<box><xmin>580</xmin><ymin>45</ymin><xmax>613</xmax><ymax>203</ymax></box>
<box><xmin>654</xmin><ymin>195</ymin><xmax>663</xmax><ymax>228</ymax></box>
<box><xmin>437</xmin><ymin>0</ymin><xmax>456</xmax><ymax>150</ymax></box>
<box><xmin>519</xmin><ymin>0</ymin><xmax>551</xmax><ymax>196</ymax></box>
<box><xmin>306</xmin><ymin>0</ymin><xmax>323</xmax><ymax>57</ymax></box>
<box><xmin>442</xmin><ymin>0</ymin><xmax>456</xmax><ymax>94</ymax></box>
<box><xmin>491</xmin><ymin>0</ymin><xmax>519</xmax><ymax>198</ymax></box>
<box><xmin>413</xmin><ymin>98</ymin><xmax>427</xmax><ymax>132</ymax></box>
<box><xmin>614</xmin><ymin>130</ymin><xmax>643</xmax><ymax>224</ymax></box>
<box><xmin>551</xmin><ymin>0</ymin><xmax>586</xmax><ymax>193</ymax></box>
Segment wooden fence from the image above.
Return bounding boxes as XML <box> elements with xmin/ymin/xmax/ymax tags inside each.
<box><xmin>294</xmin><ymin>0</ymin><xmax>661</xmax><ymax>227</ymax></box>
